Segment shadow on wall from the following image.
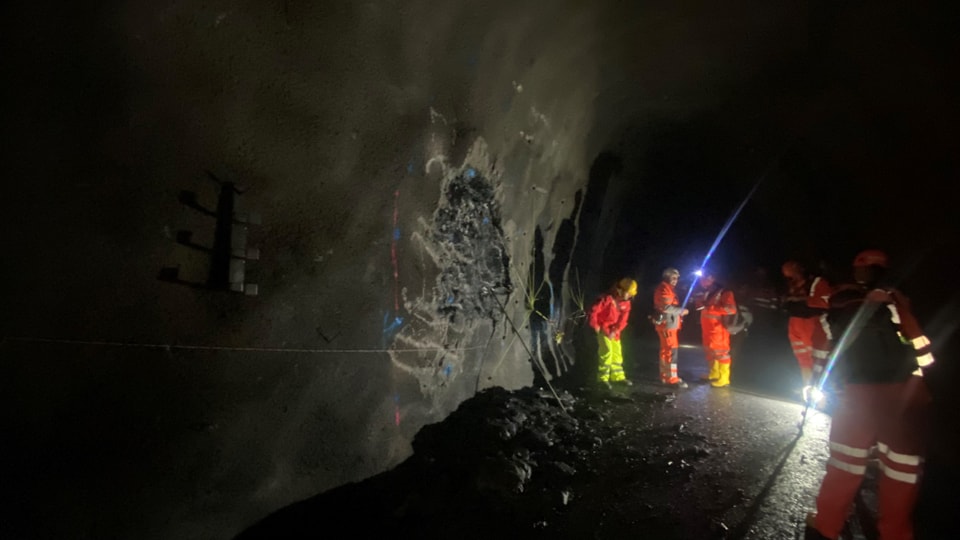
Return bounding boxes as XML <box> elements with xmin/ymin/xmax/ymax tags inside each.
<box><xmin>533</xmin><ymin>190</ymin><xmax>585</xmax><ymax>389</ymax></box>
<box><xmin>554</xmin><ymin>152</ymin><xmax>624</xmax><ymax>389</ymax></box>
<box><xmin>571</xmin><ymin>151</ymin><xmax>623</xmax><ymax>290</ymax></box>
<box><xmin>528</xmin><ymin>226</ymin><xmax>552</xmax><ymax>388</ymax></box>
<box><xmin>509</xmin><ymin>152</ymin><xmax>626</xmax><ymax>392</ymax></box>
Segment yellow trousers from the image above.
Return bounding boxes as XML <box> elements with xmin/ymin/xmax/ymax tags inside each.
<box><xmin>597</xmin><ymin>333</ymin><xmax>626</xmax><ymax>382</ymax></box>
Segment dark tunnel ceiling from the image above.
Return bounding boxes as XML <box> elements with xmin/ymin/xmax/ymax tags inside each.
<box><xmin>592</xmin><ymin>1</ymin><xmax>960</xmax><ymax>294</ymax></box>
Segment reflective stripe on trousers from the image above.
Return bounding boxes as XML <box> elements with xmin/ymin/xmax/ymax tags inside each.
<box><xmin>658</xmin><ymin>327</ymin><xmax>679</xmax><ymax>382</ymax></box>
<box><xmin>814</xmin><ymin>378</ymin><xmax>931</xmax><ymax>540</ymax></box>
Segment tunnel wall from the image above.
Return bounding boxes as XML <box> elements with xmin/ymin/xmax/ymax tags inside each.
<box><xmin>2</xmin><ymin>1</ymin><xmax>604</xmax><ymax>538</ymax></box>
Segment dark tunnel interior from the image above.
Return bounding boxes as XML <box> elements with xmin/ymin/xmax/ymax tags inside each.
<box><xmin>1</xmin><ymin>1</ymin><xmax>959</xmax><ymax>538</ymax></box>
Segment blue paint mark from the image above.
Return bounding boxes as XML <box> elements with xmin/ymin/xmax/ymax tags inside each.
<box><xmin>444</xmin><ymin>364</ymin><xmax>453</xmax><ymax>376</ymax></box>
<box><xmin>382</xmin><ymin>312</ymin><xmax>405</xmax><ymax>345</ymax></box>
<box><xmin>393</xmin><ymin>227</ymin><xmax>401</xmax><ymax>241</ymax></box>
<box><xmin>446</xmin><ymin>295</ymin><xmax>455</xmax><ymax>304</ymax></box>
<box><xmin>407</xmin><ymin>159</ymin><xmax>415</xmax><ymax>174</ymax></box>
<box><xmin>482</xmin><ymin>217</ymin><xmax>490</xmax><ymax>225</ymax></box>
<box><xmin>465</xmin><ymin>167</ymin><xmax>477</xmax><ymax>179</ymax></box>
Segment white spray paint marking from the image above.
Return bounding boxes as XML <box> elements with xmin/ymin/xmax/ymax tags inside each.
<box><xmin>429</xmin><ymin>107</ymin><xmax>448</xmax><ymax>125</ymax></box>
<box><xmin>425</xmin><ymin>156</ymin><xmax>447</xmax><ymax>175</ymax></box>
<box><xmin>530</xmin><ymin>106</ymin><xmax>550</xmax><ymax>128</ymax></box>
<box><xmin>424</xmin><ymin>133</ymin><xmax>448</xmax><ymax>175</ymax></box>
<box><xmin>390</xmin><ymin>137</ymin><xmax>504</xmax><ymax>400</ymax></box>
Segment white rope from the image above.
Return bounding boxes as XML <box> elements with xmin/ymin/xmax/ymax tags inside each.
<box><xmin>2</xmin><ymin>336</ymin><xmax>486</xmax><ymax>355</ymax></box>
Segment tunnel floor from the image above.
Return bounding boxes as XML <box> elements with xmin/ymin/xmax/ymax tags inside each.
<box><xmin>237</xmin><ymin>333</ymin><xmax>958</xmax><ymax>540</ymax></box>
<box><xmin>238</xmin><ymin>378</ymin><xmax>830</xmax><ymax>539</ymax></box>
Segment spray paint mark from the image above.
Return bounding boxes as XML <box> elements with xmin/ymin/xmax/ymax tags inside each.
<box><xmin>383</xmin><ymin>311</ymin><xmax>404</xmax><ymax>345</ymax></box>
<box><xmin>429</xmin><ymin>107</ymin><xmax>448</xmax><ymax>125</ymax></box>
<box><xmin>444</xmin><ymin>364</ymin><xmax>453</xmax><ymax>377</ymax></box>
<box><xmin>394</xmin><ymin>393</ymin><xmax>401</xmax><ymax>426</ymax></box>
<box><xmin>387</xmin><ymin>138</ymin><xmax>505</xmax><ymax>400</ymax></box>
<box><xmin>384</xmin><ymin>188</ymin><xmax>404</xmax><ymax>347</ymax></box>
<box><xmin>391</xmin><ymin>189</ymin><xmax>401</xmax><ymax>312</ymax></box>
<box><xmin>530</xmin><ymin>106</ymin><xmax>549</xmax><ymax>128</ymax></box>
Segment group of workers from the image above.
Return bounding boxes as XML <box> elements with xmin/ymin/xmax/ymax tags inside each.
<box><xmin>588</xmin><ymin>267</ymin><xmax>738</xmax><ymax>390</ymax></box>
<box><xmin>587</xmin><ymin>249</ymin><xmax>936</xmax><ymax>540</ymax></box>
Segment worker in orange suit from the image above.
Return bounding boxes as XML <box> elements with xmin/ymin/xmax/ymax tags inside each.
<box><xmin>588</xmin><ymin>278</ymin><xmax>637</xmax><ymax>389</ymax></box>
<box><xmin>782</xmin><ymin>260</ymin><xmax>833</xmax><ymax>400</ymax></box>
<box><xmin>693</xmin><ymin>272</ymin><xmax>737</xmax><ymax>387</ymax></box>
<box><xmin>653</xmin><ymin>268</ymin><xmax>689</xmax><ymax>387</ymax></box>
<box><xmin>805</xmin><ymin>250</ymin><xmax>934</xmax><ymax>540</ymax></box>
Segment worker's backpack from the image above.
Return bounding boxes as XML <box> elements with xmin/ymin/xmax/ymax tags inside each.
<box><xmin>722</xmin><ymin>304</ymin><xmax>753</xmax><ymax>335</ymax></box>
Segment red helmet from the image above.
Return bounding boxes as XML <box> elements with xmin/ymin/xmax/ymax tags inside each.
<box><xmin>853</xmin><ymin>249</ymin><xmax>888</xmax><ymax>268</ymax></box>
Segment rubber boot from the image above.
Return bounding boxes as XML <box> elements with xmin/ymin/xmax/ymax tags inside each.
<box><xmin>711</xmin><ymin>363</ymin><xmax>730</xmax><ymax>387</ymax></box>
<box><xmin>708</xmin><ymin>360</ymin><xmax>720</xmax><ymax>381</ymax></box>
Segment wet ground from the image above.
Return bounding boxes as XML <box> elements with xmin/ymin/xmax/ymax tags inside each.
<box><xmin>237</xmin><ymin>322</ymin><xmax>960</xmax><ymax>540</ymax></box>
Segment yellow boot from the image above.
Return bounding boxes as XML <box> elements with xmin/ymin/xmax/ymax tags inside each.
<box><xmin>711</xmin><ymin>362</ymin><xmax>730</xmax><ymax>387</ymax></box>
<box><xmin>708</xmin><ymin>360</ymin><xmax>720</xmax><ymax>381</ymax></box>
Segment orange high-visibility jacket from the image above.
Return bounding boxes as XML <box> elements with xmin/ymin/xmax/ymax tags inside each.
<box><xmin>654</xmin><ymin>282</ymin><xmax>684</xmax><ymax>330</ymax></box>
<box><xmin>700</xmin><ymin>288</ymin><xmax>737</xmax><ymax>349</ymax></box>
<box><xmin>786</xmin><ymin>275</ymin><xmax>831</xmax><ymax>313</ymax></box>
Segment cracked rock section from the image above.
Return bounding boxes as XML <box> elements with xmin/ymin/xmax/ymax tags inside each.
<box><xmin>432</xmin><ymin>168</ymin><xmax>510</xmax><ymax>323</ymax></box>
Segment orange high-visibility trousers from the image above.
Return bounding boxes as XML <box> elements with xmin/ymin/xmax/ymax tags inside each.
<box><xmin>657</xmin><ymin>326</ymin><xmax>680</xmax><ymax>383</ymax></box>
<box><xmin>788</xmin><ymin>316</ymin><xmax>817</xmax><ymax>370</ymax></box>
<box><xmin>814</xmin><ymin>378</ymin><xmax>931</xmax><ymax>540</ymax></box>
<box><xmin>701</xmin><ymin>316</ymin><xmax>731</xmax><ymax>364</ymax></box>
